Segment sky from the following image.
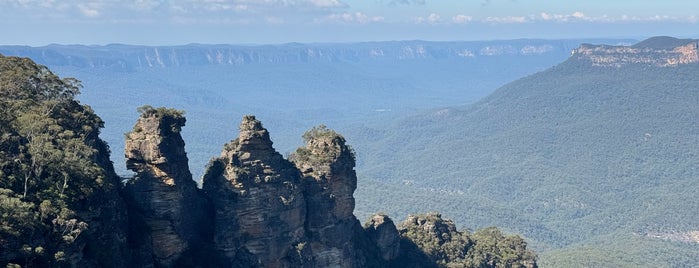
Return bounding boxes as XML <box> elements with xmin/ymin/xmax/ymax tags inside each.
<box><xmin>1</xmin><ymin>0</ymin><xmax>698</xmax><ymax>45</ymax></box>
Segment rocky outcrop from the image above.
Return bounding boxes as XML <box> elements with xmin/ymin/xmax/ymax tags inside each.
<box><xmin>202</xmin><ymin>115</ymin><xmax>308</xmax><ymax>267</ymax></box>
<box><xmin>116</xmin><ymin>112</ymin><xmax>536</xmax><ymax>268</ymax></box>
<box><xmin>571</xmin><ymin>37</ymin><xmax>699</xmax><ymax>67</ymax></box>
<box><xmin>364</xmin><ymin>214</ymin><xmax>401</xmax><ymax>261</ymax></box>
<box><xmin>122</xmin><ymin>107</ymin><xmax>211</xmax><ymax>267</ymax></box>
<box><xmin>395</xmin><ymin>213</ymin><xmax>537</xmax><ymax>268</ymax></box>
<box><xmin>290</xmin><ymin>125</ymin><xmax>374</xmax><ymax>267</ymax></box>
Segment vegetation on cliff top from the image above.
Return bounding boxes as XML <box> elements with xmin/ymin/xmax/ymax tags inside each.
<box><xmin>391</xmin><ymin>212</ymin><xmax>537</xmax><ymax>268</ymax></box>
<box><xmin>0</xmin><ymin>54</ymin><xmax>119</xmax><ymax>266</ymax></box>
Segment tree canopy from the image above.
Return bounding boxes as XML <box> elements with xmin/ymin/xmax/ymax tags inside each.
<box><xmin>0</xmin><ymin>54</ymin><xmax>114</xmax><ymax>266</ymax></box>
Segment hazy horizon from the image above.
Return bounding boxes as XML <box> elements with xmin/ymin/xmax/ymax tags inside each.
<box><xmin>1</xmin><ymin>0</ymin><xmax>698</xmax><ymax>46</ymax></box>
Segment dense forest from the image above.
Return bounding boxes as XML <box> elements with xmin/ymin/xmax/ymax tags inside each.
<box><xmin>351</xmin><ymin>38</ymin><xmax>699</xmax><ymax>266</ymax></box>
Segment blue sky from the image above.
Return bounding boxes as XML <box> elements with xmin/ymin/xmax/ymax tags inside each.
<box><xmin>1</xmin><ymin>0</ymin><xmax>698</xmax><ymax>45</ymax></box>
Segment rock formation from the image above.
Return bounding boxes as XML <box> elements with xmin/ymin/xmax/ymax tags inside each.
<box><xmin>364</xmin><ymin>214</ymin><xmax>401</xmax><ymax>261</ymax></box>
<box><xmin>202</xmin><ymin>115</ymin><xmax>309</xmax><ymax>267</ymax></box>
<box><xmin>118</xmin><ymin>112</ymin><xmax>536</xmax><ymax>268</ymax></box>
<box><xmin>290</xmin><ymin>125</ymin><xmax>381</xmax><ymax>267</ymax></box>
<box><xmin>396</xmin><ymin>213</ymin><xmax>537</xmax><ymax>268</ymax></box>
<box><xmin>122</xmin><ymin>107</ymin><xmax>211</xmax><ymax>267</ymax></box>
<box><xmin>571</xmin><ymin>37</ymin><xmax>699</xmax><ymax>67</ymax></box>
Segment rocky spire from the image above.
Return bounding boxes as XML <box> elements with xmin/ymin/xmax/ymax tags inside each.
<box><xmin>290</xmin><ymin>125</ymin><xmax>371</xmax><ymax>267</ymax></box>
<box><xmin>123</xmin><ymin>106</ymin><xmax>211</xmax><ymax>267</ymax></box>
<box><xmin>203</xmin><ymin>115</ymin><xmax>309</xmax><ymax>267</ymax></box>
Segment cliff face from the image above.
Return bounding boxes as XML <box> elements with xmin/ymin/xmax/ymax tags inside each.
<box><xmin>571</xmin><ymin>37</ymin><xmax>699</xmax><ymax>67</ymax></box>
<box><xmin>291</xmin><ymin>126</ymin><xmax>376</xmax><ymax>267</ymax></box>
<box><xmin>122</xmin><ymin>107</ymin><xmax>211</xmax><ymax>267</ymax></box>
<box><xmin>123</xmin><ymin>113</ymin><xmax>537</xmax><ymax>268</ymax></box>
<box><xmin>202</xmin><ymin>115</ymin><xmax>309</xmax><ymax>267</ymax></box>
<box><xmin>0</xmin><ymin>40</ymin><xmax>590</xmax><ymax>69</ymax></box>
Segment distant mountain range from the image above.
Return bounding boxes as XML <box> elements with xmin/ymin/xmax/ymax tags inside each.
<box><xmin>352</xmin><ymin>36</ymin><xmax>699</xmax><ymax>267</ymax></box>
<box><xmin>0</xmin><ymin>54</ymin><xmax>538</xmax><ymax>267</ymax></box>
<box><xmin>0</xmin><ymin>39</ymin><xmax>627</xmax><ymax>178</ymax></box>
<box><xmin>0</xmin><ymin>39</ymin><xmax>631</xmax><ymax>68</ymax></box>
<box><xmin>7</xmin><ymin>37</ymin><xmax>695</xmax><ymax>266</ymax></box>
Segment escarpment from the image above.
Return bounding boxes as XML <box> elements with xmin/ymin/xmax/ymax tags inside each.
<box><xmin>571</xmin><ymin>36</ymin><xmax>699</xmax><ymax>67</ymax></box>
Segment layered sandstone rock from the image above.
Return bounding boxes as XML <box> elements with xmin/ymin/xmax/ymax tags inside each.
<box><xmin>571</xmin><ymin>37</ymin><xmax>699</xmax><ymax>67</ymax></box>
<box><xmin>119</xmin><ymin>113</ymin><xmax>533</xmax><ymax>268</ymax></box>
<box><xmin>290</xmin><ymin>125</ymin><xmax>372</xmax><ymax>267</ymax></box>
<box><xmin>123</xmin><ymin>107</ymin><xmax>210</xmax><ymax>267</ymax></box>
<box><xmin>202</xmin><ymin>115</ymin><xmax>308</xmax><ymax>267</ymax></box>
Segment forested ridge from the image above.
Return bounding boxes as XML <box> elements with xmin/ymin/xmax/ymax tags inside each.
<box><xmin>352</xmin><ymin>38</ymin><xmax>699</xmax><ymax>267</ymax></box>
<box><xmin>0</xmin><ymin>55</ymin><xmax>128</xmax><ymax>266</ymax></box>
<box><xmin>4</xmin><ymin>36</ymin><xmax>698</xmax><ymax>267</ymax></box>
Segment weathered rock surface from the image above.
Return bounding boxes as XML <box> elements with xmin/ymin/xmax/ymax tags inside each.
<box><xmin>572</xmin><ymin>37</ymin><xmax>699</xmax><ymax>67</ymax></box>
<box><xmin>203</xmin><ymin>115</ymin><xmax>308</xmax><ymax>267</ymax></box>
<box><xmin>116</xmin><ymin>112</ymin><xmax>535</xmax><ymax>268</ymax></box>
<box><xmin>291</xmin><ymin>125</ymin><xmax>374</xmax><ymax>267</ymax></box>
<box><xmin>364</xmin><ymin>214</ymin><xmax>401</xmax><ymax>261</ymax></box>
<box><xmin>122</xmin><ymin>107</ymin><xmax>211</xmax><ymax>267</ymax></box>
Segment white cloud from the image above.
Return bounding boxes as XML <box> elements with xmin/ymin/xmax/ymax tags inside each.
<box><xmin>4</xmin><ymin>1</ymin><xmax>699</xmax><ymax>28</ymax></box>
<box><xmin>317</xmin><ymin>12</ymin><xmax>384</xmax><ymax>24</ymax></box>
<box><xmin>77</xmin><ymin>3</ymin><xmax>101</xmax><ymax>18</ymax></box>
<box><xmin>483</xmin><ymin>16</ymin><xmax>527</xmax><ymax>24</ymax></box>
<box><xmin>539</xmin><ymin>11</ymin><xmax>590</xmax><ymax>22</ymax></box>
<box><xmin>308</xmin><ymin>0</ymin><xmax>347</xmax><ymax>8</ymax></box>
<box><xmin>130</xmin><ymin>0</ymin><xmax>162</xmax><ymax>11</ymax></box>
<box><xmin>534</xmin><ymin>11</ymin><xmax>699</xmax><ymax>23</ymax></box>
<box><xmin>416</xmin><ymin>13</ymin><xmax>441</xmax><ymax>24</ymax></box>
<box><xmin>452</xmin><ymin>14</ymin><xmax>472</xmax><ymax>24</ymax></box>
<box><xmin>388</xmin><ymin>0</ymin><xmax>426</xmax><ymax>5</ymax></box>
<box><xmin>428</xmin><ymin>13</ymin><xmax>440</xmax><ymax>23</ymax></box>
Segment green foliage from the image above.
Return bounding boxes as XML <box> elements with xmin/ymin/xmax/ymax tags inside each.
<box><xmin>465</xmin><ymin>227</ymin><xmax>537</xmax><ymax>268</ymax></box>
<box><xmin>134</xmin><ymin>105</ymin><xmax>186</xmax><ymax>134</ymax></box>
<box><xmin>0</xmin><ymin>54</ymin><xmax>114</xmax><ymax>266</ymax></box>
<box><xmin>291</xmin><ymin>125</ymin><xmax>356</xmax><ymax>177</ymax></box>
<box><xmin>0</xmin><ymin>188</ymin><xmax>39</xmax><ymax>238</ymax></box>
<box><xmin>353</xmin><ymin>59</ymin><xmax>699</xmax><ymax>266</ymax></box>
<box><xmin>397</xmin><ymin>213</ymin><xmax>536</xmax><ymax>267</ymax></box>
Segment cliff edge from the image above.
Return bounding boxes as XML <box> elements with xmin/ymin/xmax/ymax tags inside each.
<box><xmin>571</xmin><ymin>36</ymin><xmax>698</xmax><ymax>67</ymax></box>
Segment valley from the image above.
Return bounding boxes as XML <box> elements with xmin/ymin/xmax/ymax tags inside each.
<box><xmin>3</xmin><ymin>37</ymin><xmax>698</xmax><ymax>267</ymax></box>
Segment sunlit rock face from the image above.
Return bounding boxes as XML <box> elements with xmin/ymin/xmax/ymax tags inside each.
<box><xmin>291</xmin><ymin>125</ymin><xmax>369</xmax><ymax>267</ymax></box>
<box><xmin>123</xmin><ymin>108</ymin><xmax>210</xmax><ymax>267</ymax></box>
<box><xmin>572</xmin><ymin>37</ymin><xmax>699</xmax><ymax>67</ymax></box>
<box><xmin>203</xmin><ymin>115</ymin><xmax>309</xmax><ymax>267</ymax></box>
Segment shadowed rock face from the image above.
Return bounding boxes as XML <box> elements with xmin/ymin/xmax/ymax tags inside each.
<box><xmin>120</xmin><ymin>113</ymin><xmax>533</xmax><ymax>268</ymax></box>
<box><xmin>291</xmin><ymin>126</ymin><xmax>370</xmax><ymax>267</ymax></box>
<box><xmin>123</xmin><ymin>108</ymin><xmax>210</xmax><ymax>267</ymax></box>
<box><xmin>364</xmin><ymin>214</ymin><xmax>401</xmax><ymax>261</ymax></box>
<box><xmin>203</xmin><ymin>115</ymin><xmax>308</xmax><ymax>267</ymax></box>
